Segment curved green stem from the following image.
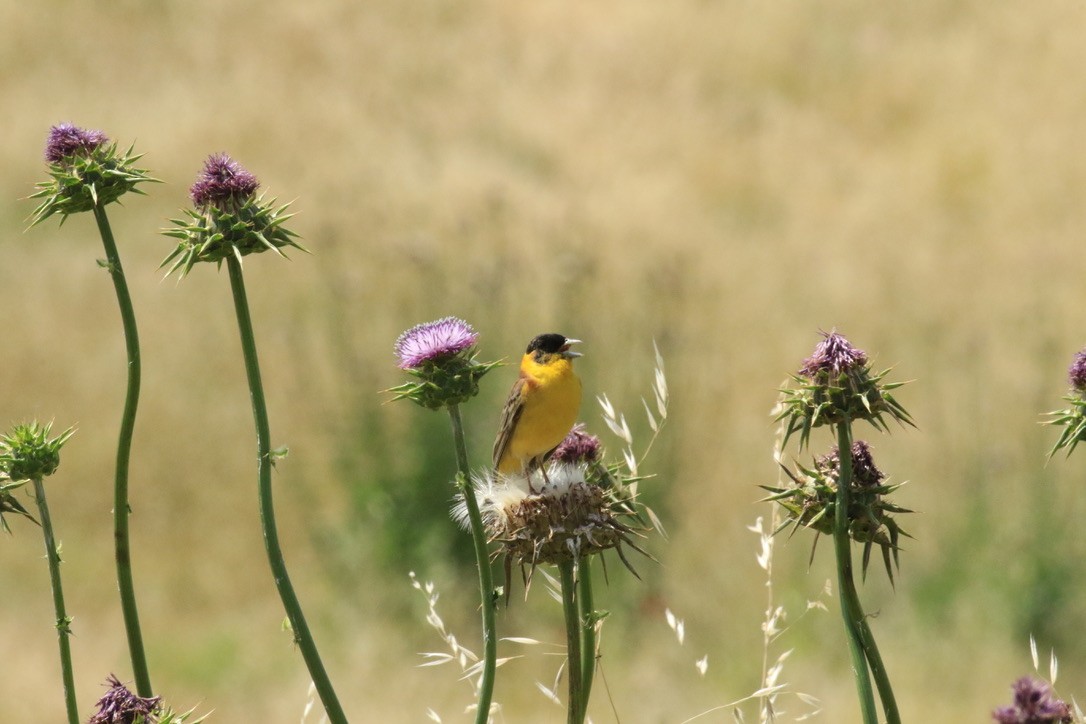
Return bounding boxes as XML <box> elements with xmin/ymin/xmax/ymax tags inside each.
<box><xmin>226</xmin><ymin>256</ymin><xmax>346</xmax><ymax>724</ymax></box>
<box><xmin>559</xmin><ymin>560</ymin><xmax>584</xmax><ymax>724</ymax></box>
<box><xmin>446</xmin><ymin>403</ymin><xmax>497</xmax><ymax>723</ymax></box>
<box><xmin>33</xmin><ymin>477</ymin><xmax>79</xmax><ymax>724</ymax></box>
<box><xmin>92</xmin><ymin>205</ymin><xmax>153</xmax><ymax>697</ymax></box>
<box><xmin>833</xmin><ymin>422</ymin><xmax>877</xmax><ymax>724</ymax></box>
<box><xmin>857</xmin><ymin>613</ymin><xmax>900</xmax><ymax>724</ymax></box>
<box><xmin>577</xmin><ymin>557</ymin><xmax>596</xmax><ymax>719</ymax></box>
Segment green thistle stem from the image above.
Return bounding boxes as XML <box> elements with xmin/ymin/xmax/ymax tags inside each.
<box><xmin>577</xmin><ymin>557</ymin><xmax>596</xmax><ymax>719</ymax></box>
<box><xmin>559</xmin><ymin>559</ymin><xmax>584</xmax><ymax>724</ymax></box>
<box><xmin>226</xmin><ymin>255</ymin><xmax>346</xmax><ymax>724</ymax></box>
<box><xmin>832</xmin><ymin>421</ymin><xmax>877</xmax><ymax>724</ymax></box>
<box><xmin>446</xmin><ymin>403</ymin><xmax>497</xmax><ymax>724</ymax></box>
<box><xmin>857</xmin><ymin>611</ymin><xmax>900</xmax><ymax>723</ymax></box>
<box><xmin>91</xmin><ymin>204</ymin><xmax>153</xmax><ymax>697</ymax></box>
<box><xmin>32</xmin><ymin>477</ymin><xmax>79</xmax><ymax>724</ymax></box>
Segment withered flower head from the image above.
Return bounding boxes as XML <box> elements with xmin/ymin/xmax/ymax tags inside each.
<box><xmin>800</xmin><ymin>330</ymin><xmax>868</xmax><ymax>377</ymax></box>
<box><xmin>88</xmin><ymin>674</ymin><xmax>162</xmax><ymax>724</ymax></box>
<box><xmin>991</xmin><ymin>676</ymin><xmax>1073</xmax><ymax>724</ymax></box>
<box><xmin>550</xmin><ymin>424</ymin><xmax>602</xmax><ymax>466</ymax></box>
<box><xmin>764</xmin><ymin>440</ymin><xmax>911</xmax><ymax>584</ymax></box>
<box><xmin>778</xmin><ymin>329</ymin><xmax>913</xmax><ymax>449</ymax></box>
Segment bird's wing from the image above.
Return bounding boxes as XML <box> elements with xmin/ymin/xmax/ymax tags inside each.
<box><xmin>492</xmin><ymin>377</ymin><xmax>528</xmax><ymax>468</ymax></box>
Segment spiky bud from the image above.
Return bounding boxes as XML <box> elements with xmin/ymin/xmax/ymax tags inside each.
<box><xmin>0</xmin><ymin>421</ymin><xmax>74</xmax><ymax>483</ymax></box>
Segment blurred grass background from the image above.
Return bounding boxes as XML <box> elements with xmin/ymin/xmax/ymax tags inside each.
<box><xmin>3</xmin><ymin>0</ymin><xmax>1086</xmax><ymax>720</ymax></box>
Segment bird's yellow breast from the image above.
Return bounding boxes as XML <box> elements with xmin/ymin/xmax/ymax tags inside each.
<box><xmin>505</xmin><ymin>354</ymin><xmax>582</xmax><ymax>468</ymax></box>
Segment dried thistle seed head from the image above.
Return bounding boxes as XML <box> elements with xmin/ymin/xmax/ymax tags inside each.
<box><xmin>455</xmin><ymin>465</ymin><xmax>645</xmax><ymax>573</ymax></box>
<box><xmin>550</xmin><ymin>424</ymin><xmax>601</xmax><ymax>465</ymax></box>
<box><xmin>0</xmin><ymin>421</ymin><xmax>74</xmax><ymax>482</ymax></box>
<box><xmin>30</xmin><ymin>124</ymin><xmax>156</xmax><ymax>226</ymax></box>
<box><xmin>991</xmin><ymin>676</ymin><xmax>1073</xmax><ymax>724</ymax></box>
<box><xmin>387</xmin><ymin>317</ymin><xmax>499</xmax><ymax>409</ymax></box>
<box><xmin>160</xmin><ymin>153</ymin><xmax>305</xmax><ymax>277</ymax></box>
<box><xmin>778</xmin><ymin>329</ymin><xmax>913</xmax><ymax>448</ymax></box>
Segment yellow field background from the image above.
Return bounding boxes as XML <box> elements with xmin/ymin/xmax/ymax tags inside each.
<box><xmin>3</xmin><ymin>1</ymin><xmax>1086</xmax><ymax>721</ymax></box>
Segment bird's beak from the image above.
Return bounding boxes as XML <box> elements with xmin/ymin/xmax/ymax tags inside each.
<box><xmin>561</xmin><ymin>339</ymin><xmax>583</xmax><ymax>358</ymax></box>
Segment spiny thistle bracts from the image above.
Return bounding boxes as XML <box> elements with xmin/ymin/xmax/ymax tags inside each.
<box><xmin>0</xmin><ymin>475</ymin><xmax>36</xmax><ymax>533</ymax></box>
<box><xmin>0</xmin><ymin>421</ymin><xmax>74</xmax><ymax>483</ymax></box>
<box><xmin>161</xmin><ymin>153</ymin><xmax>305</xmax><ymax>277</ymax></box>
<box><xmin>30</xmin><ymin>123</ymin><xmax>156</xmax><ymax>226</ymax></box>
<box><xmin>388</xmin><ymin>317</ymin><xmax>500</xmax><ymax>409</ymax></box>
<box><xmin>778</xmin><ymin>330</ymin><xmax>913</xmax><ymax>449</ymax></box>
<box><xmin>763</xmin><ymin>440</ymin><xmax>912</xmax><ymax>584</ymax></box>
<box><xmin>454</xmin><ymin>463</ymin><xmax>649</xmax><ymax>583</ymax></box>
<box><xmin>1046</xmin><ymin>344</ymin><xmax>1086</xmax><ymax>458</ymax></box>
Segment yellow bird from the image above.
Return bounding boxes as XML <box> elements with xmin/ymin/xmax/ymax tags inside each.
<box><xmin>493</xmin><ymin>333</ymin><xmax>583</xmax><ymax>477</ymax></box>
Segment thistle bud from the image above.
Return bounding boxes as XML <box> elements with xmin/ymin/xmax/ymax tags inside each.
<box><xmin>388</xmin><ymin>317</ymin><xmax>499</xmax><ymax>409</ymax></box>
<box><xmin>30</xmin><ymin>123</ymin><xmax>156</xmax><ymax>226</ymax></box>
<box><xmin>161</xmin><ymin>153</ymin><xmax>305</xmax><ymax>277</ymax></box>
<box><xmin>0</xmin><ymin>421</ymin><xmax>74</xmax><ymax>483</ymax></box>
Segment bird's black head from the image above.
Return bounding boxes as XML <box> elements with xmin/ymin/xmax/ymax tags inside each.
<box><xmin>525</xmin><ymin>333</ymin><xmax>582</xmax><ymax>362</ymax></box>
<box><xmin>526</xmin><ymin>333</ymin><xmax>569</xmax><ymax>354</ymax></box>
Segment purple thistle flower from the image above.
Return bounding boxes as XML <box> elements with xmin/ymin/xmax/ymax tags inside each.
<box><xmin>1068</xmin><ymin>347</ymin><xmax>1086</xmax><ymax>391</ymax></box>
<box><xmin>395</xmin><ymin>317</ymin><xmax>478</xmax><ymax>369</ymax></box>
<box><xmin>44</xmin><ymin>123</ymin><xmax>108</xmax><ymax>163</ymax></box>
<box><xmin>189</xmin><ymin>153</ymin><xmax>260</xmax><ymax>207</ymax></box>
<box><xmin>88</xmin><ymin>674</ymin><xmax>161</xmax><ymax>724</ymax></box>
<box><xmin>992</xmin><ymin>676</ymin><xmax>1073</xmax><ymax>724</ymax></box>
<box><xmin>551</xmin><ymin>424</ymin><xmax>601</xmax><ymax>465</ymax></box>
<box><xmin>800</xmin><ymin>329</ymin><xmax>869</xmax><ymax>378</ymax></box>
